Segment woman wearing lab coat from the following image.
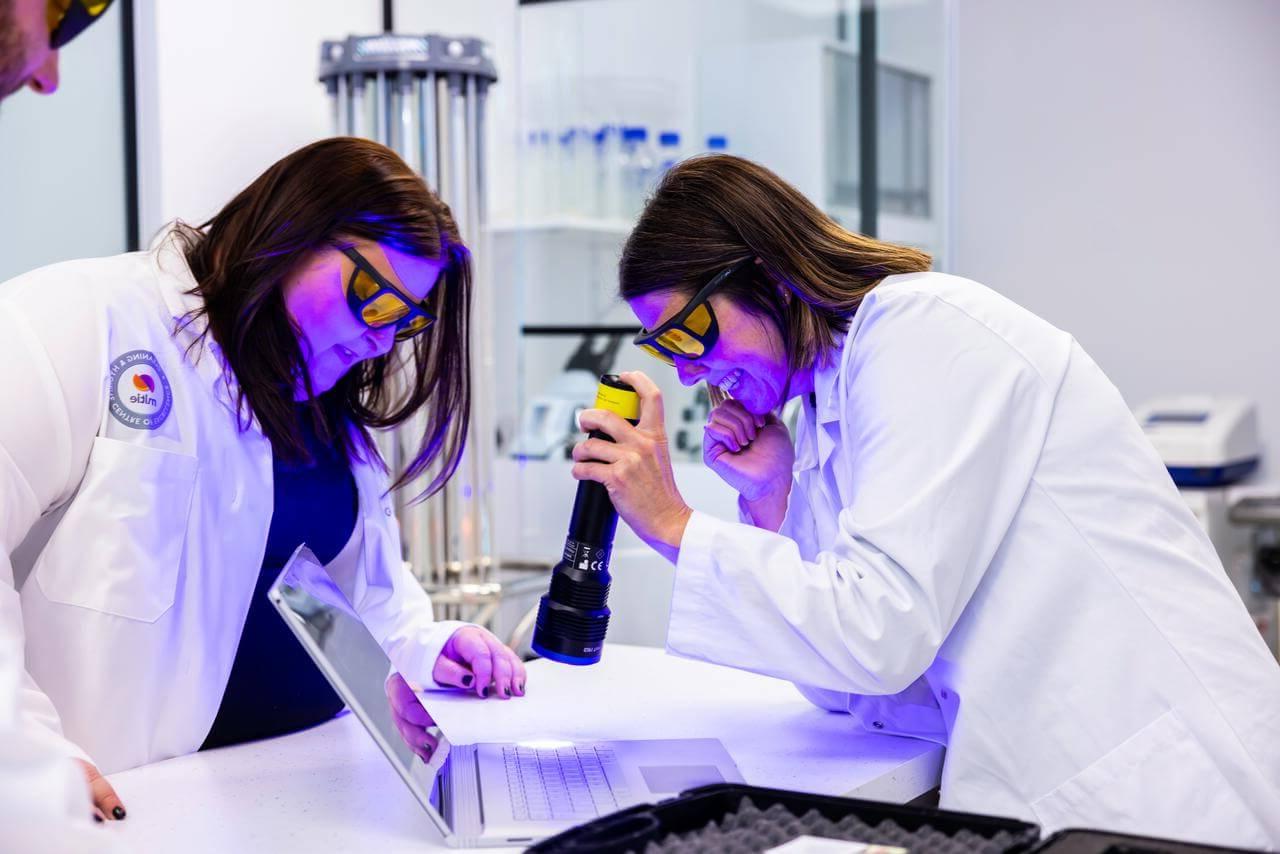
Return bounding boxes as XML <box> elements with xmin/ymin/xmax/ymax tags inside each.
<box><xmin>0</xmin><ymin>138</ymin><xmax>525</xmax><ymax>822</ymax></box>
<box><xmin>575</xmin><ymin>155</ymin><xmax>1280</xmax><ymax>846</ymax></box>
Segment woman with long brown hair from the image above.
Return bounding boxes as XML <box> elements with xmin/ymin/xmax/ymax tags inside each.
<box><xmin>0</xmin><ymin>138</ymin><xmax>524</xmax><ymax>822</ymax></box>
<box><xmin>571</xmin><ymin>155</ymin><xmax>1280</xmax><ymax>845</ymax></box>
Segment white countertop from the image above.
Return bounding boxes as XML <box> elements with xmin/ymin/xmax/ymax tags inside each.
<box><xmin>104</xmin><ymin>645</ymin><xmax>943</xmax><ymax>852</ymax></box>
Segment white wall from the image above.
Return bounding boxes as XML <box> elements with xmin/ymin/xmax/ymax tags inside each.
<box><xmin>952</xmin><ymin>0</ymin><xmax>1280</xmax><ymax>473</ymax></box>
<box><xmin>133</xmin><ymin>0</ymin><xmax>518</xmax><ymax>240</ymax></box>
<box><xmin>134</xmin><ymin>0</ymin><xmax>381</xmax><ymax>241</ymax></box>
<box><xmin>0</xmin><ymin>3</ymin><xmax>127</xmax><ymax>279</ymax></box>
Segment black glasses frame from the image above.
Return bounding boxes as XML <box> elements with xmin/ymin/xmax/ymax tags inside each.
<box><xmin>340</xmin><ymin>246</ymin><xmax>438</xmax><ymax>342</ymax></box>
<box><xmin>49</xmin><ymin>0</ymin><xmax>115</xmax><ymax>50</ymax></box>
<box><xmin>632</xmin><ymin>259</ymin><xmax>751</xmax><ymax>363</ymax></box>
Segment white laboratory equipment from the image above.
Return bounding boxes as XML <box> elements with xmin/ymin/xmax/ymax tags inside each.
<box><xmin>1226</xmin><ymin>489</ymin><xmax>1280</xmax><ymax>658</ymax></box>
<box><xmin>510</xmin><ymin>371</ymin><xmax>598</xmax><ymax>461</ymax></box>
<box><xmin>318</xmin><ymin>33</ymin><xmax>501</xmax><ymax>618</ymax></box>
<box><xmin>656</xmin><ymin>130</ymin><xmax>682</xmax><ymax>179</ymax></box>
<box><xmin>594</xmin><ymin>125</ymin><xmax>621</xmax><ymax>219</ymax></box>
<box><xmin>1136</xmin><ymin>395</ymin><xmax>1261</xmax><ymax>487</ymax></box>
<box><xmin>511</xmin><ymin>335</ymin><xmax>623</xmax><ymax>461</ymax></box>
<box><xmin>556</xmin><ymin>129</ymin><xmax>576</xmax><ymax>213</ymax></box>
<box><xmin>621</xmin><ymin>126</ymin><xmax>655</xmax><ymax>218</ymax></box>
<box><xmin>1135</xmin><ymin>396</ymin><xmax>1277</xmax><ymax>658</ymax></box>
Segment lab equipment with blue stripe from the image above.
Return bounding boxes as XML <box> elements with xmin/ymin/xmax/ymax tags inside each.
<box><xmin>1136</xmin><ymin>396</ymin><xmax>1260</xmax><ymax>487</ymax></box>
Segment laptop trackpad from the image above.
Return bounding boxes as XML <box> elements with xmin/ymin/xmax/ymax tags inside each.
<box><xmin>639</xmin><ymin>765</ymin><xmax>725</xmax><ymax>794</ymax></box>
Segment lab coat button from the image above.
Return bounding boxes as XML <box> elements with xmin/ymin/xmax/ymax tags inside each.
<box><xmin>384</xmin><ymin>507</ymin><xmax>393</xmax><ymax>517</ymax></box>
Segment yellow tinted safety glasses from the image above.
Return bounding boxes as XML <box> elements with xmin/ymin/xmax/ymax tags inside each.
<box><xmin>341</xmin><ymin>246</ymin><xmax>437</xmax><ymax>342</ymax></box>
<box><xmin>633</xmin><ymin>261</ymin><xmax>748</xmax><ymax>365</ymax></box>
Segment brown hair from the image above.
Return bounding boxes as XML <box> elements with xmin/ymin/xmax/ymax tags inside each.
<box><xmin>619</xmin><ymin>154</ymin><xmax>932</xmax><ymax>375</ymax></box>
<box><xmin>174</xmin><ymin>137</ymin><xmax>471</xmax><ymax>500</ymax></box>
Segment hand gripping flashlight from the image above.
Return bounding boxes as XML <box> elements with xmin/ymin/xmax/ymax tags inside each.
<box><xmin>531</xmin><ymin>375</ymin><xmax>640</xmax><ymax>665</ymax></box>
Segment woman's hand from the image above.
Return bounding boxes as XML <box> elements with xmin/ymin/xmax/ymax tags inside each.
<box><xmin>703</xmin><ymin>398</ymin><xmax>794</xmax><ymax>502</ymax></box>
<box><xmin>385</xmin><ymin>672</ymin><xmax>440</xmax><ymax>762</ymax></box>
<box><xmin>75</xmin><ymin>759</ymin><xmax>125</xmax><ymax>822</ymax></box>
<box><xmin>572</xmin><ymin>371</ymin><xmax>692</xmax><ymax>564</ymax></box>
<box><xmin>433</xmin><ymin>625</ymin><xmax>527</xmax><ymax>700</ymax></box>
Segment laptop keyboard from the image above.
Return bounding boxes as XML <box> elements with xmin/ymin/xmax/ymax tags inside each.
<box><xmin>503</xmin><ymin>745</ymin><xmax>629</xmax><ymax>822</ymax></box>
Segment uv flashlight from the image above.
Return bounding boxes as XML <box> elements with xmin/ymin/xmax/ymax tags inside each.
<box><xmin>530</xmin><ymin>375</ymin><xmax>640</xmax><ymax>665</ymax></box>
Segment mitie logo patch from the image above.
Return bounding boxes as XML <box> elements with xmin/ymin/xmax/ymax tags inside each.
<box><xmin>109</xmin><ymin>350</ymin><xmax>173</xmax><ymax>430</ymax></box>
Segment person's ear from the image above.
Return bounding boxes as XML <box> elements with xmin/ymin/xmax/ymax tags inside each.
<box><xmin>752</xmin><ymin>257</ymin><xmax>793</xmax><ymax>306</ymax></box>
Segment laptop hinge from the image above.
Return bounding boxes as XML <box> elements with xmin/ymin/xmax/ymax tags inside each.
<box><xmin>447</xmin><ymin>743</ymin><xmax>484</xmax><ymax>842</ymax></box>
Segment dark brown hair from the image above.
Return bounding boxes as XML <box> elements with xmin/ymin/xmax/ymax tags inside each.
<box><xmin>620</xmin><ymin>154</ymin><xmax>932</xmax><ymax>374</ymax></box>
<box><xmin>174</xmin><ymin>137</ymin><xmax>471</xmax><ymax>500</ymax></box>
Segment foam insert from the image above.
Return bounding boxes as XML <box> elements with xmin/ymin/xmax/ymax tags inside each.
<box><xmin>638</xmin><ymin>797</ymin><xmax>1022</xmax><ymax>854</ymax></box>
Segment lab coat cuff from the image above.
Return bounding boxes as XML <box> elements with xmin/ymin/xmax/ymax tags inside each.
<box><xmin>0</xmin><ymin>735</ymin><xmax>93</xmax><ymax>822</ymax></box>
<box><xmin>18</xmin><ymin>719</ymin><xmax>92</xmax><ymax>767</ymax></box>
<box><xmin>666</xmin><ymin>510</ymin><xmax>730</xmax><ymax>661</ymax></box>
<box><xmin>415</xmin><ymin>620</ymin><xmax>473</xmax><ymax>691</ymax></box>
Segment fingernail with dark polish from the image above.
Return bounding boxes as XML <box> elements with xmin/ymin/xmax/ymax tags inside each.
<box><xmin>112</xmin><ymin>806</ymin><xmax>126</xmax><ymax>820</ymax></box>
<box><xmin>93</xmin><ymin>813</ymin><xmax>104</xmax><ymax>824</ymax></box>
<box><xmin>480</xmin><ymin>686</ymin><xmax>488</xmax><ymax>698</ymax></box>
<box><xmin>461</xmin><ymin>674</ymin><xmax>474</xmax><ymax>687</ymax></box>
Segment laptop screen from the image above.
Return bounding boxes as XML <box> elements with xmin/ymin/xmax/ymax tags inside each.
<box><xmin>267</xmin><ymin>545</ymin><xmax>454</xmax><ymax>837</ymax></box>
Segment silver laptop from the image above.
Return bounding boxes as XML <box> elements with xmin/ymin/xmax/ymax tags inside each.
<box><xmin>268</xmin><ymin>545</ymin><xmax>743</xmax><ymax>848</ymax></box>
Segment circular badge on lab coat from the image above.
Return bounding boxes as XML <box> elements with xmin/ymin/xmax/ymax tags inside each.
<box><xmin>108</xmin><ymin>350</ymin><xmax>173</xmax><ymax>430</ymax></box>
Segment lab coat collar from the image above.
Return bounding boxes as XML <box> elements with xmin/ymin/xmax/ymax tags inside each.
<box><xmin>811</xmin><ymin>349</ymin><xmax>843</xmax><ymax>427</ymax></box>
<box><xmin>792</xmin><ymin>348</ymin><xmax>843</xmax><ymax>474</ymax></box>
<box><xmin>149</xmin><ymin>235</ymin><xmax>262</xmax><ymax>434</ymax></box>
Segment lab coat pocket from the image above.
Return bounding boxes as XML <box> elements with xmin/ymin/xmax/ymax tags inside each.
<box><xmin>1029</xmin><ymin>709</ymin><xmax>1268</xmax><ymax>844</ymax></box>
<box><xmin>36</xmin><ymin>437</ymin><xmax>198</xmax><ymax>622</ymax></box>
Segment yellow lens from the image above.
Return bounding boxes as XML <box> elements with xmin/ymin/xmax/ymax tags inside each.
<box><xmin>86</xmin><ymin>1</ymin><xmax>111</xmax><ymax>14</ymax></box>
<box><xmin>47</xmin><ymin>1</ymin><xmax>70</xmax><ymax>31</ymax></box>
<box><xmin>395</xmin><ymin>314</ymin><xmax>432</xmax><ymax>340</ymax></box>
<box><xmin>684</xmin><ymin>303</ymin><xmax>713</xmax><ymax>336</ymax></box>
<box><xmin>361</xmin><ymin>294</ymin><xmax>411</xmax><ymax>326</ymax></box>
<box><xmin>639</xmin><ymin>343</ymin><xmax>675</xmax><ymax>365</ymax></box>
<box><xmin>351</xmin><ymin>268</ymin><xmax>381</xmax><ymax>301</ymax></box>
<box><xmin>655</xmin><ymin>328</ymin><xmax>705</xmax><ymax>358</ymax></box>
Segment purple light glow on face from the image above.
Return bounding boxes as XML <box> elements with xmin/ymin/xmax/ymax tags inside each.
<box><xmin>282</xmin><ymin>240</ymin><xmax>444</xmax><ymax>400</ymax></box>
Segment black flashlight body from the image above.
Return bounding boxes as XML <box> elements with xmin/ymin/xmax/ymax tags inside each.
<box><xmin>531</xmin><ymin>375</ymin><xmax>639</xmax><ymax>666</ymax></box>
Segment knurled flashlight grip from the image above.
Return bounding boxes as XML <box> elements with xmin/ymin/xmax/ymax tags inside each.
<box><xmin>531</xmin><ymin>375</ymin><xmax>639</xmax><ymax>665</ymax></box>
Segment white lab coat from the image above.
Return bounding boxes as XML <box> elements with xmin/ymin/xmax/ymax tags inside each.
<box><xmin>0</xmin><ymin>239</ymin><xmax>466</xmax><ymax>776</ymax></box>
<box><xmin>668</xmin><ymin>272</ymin><xmax>1280</xmax><ymax>847</ymax></box>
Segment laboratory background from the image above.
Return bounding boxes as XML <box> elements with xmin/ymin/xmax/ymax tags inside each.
<box><xmin>2</xmin><ymin>0</ymin><xmax>1280</xmax><ymax>852</ymax></box>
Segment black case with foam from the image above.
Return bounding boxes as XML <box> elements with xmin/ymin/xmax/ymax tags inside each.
<box><xmin>530</xmin><ymin>783</ymin><xmax>1263</xmax><ymax>854</ymax></box>
<box><xmin>1032</xmin><ymin>829</ymin><xmax>1258</xmax><ymax>854</ymax></box>
<box><xmin>527</xmin><ymin>782</ymin><xmax>1041</xmax><ymax>853</ymax></box>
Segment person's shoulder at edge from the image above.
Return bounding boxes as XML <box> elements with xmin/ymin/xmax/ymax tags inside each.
<box><xmin>0</xmin><ymin>249</ymin><xmax>173</xmax><ymax>333</ymax></box>
<box><xmin>1</xmin><ymin>250</ymin><xmax>158</xmax><ymax>299</ymax></box>
<box><xmin>845</xmin><ymin>269</ymin><xmax>1075</xmax><ymax>382</ymax></box>
<box><xmin>865</xmin><ymin>269</ymin><xmax>1008</xmax><ymax>311</ymax></box>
